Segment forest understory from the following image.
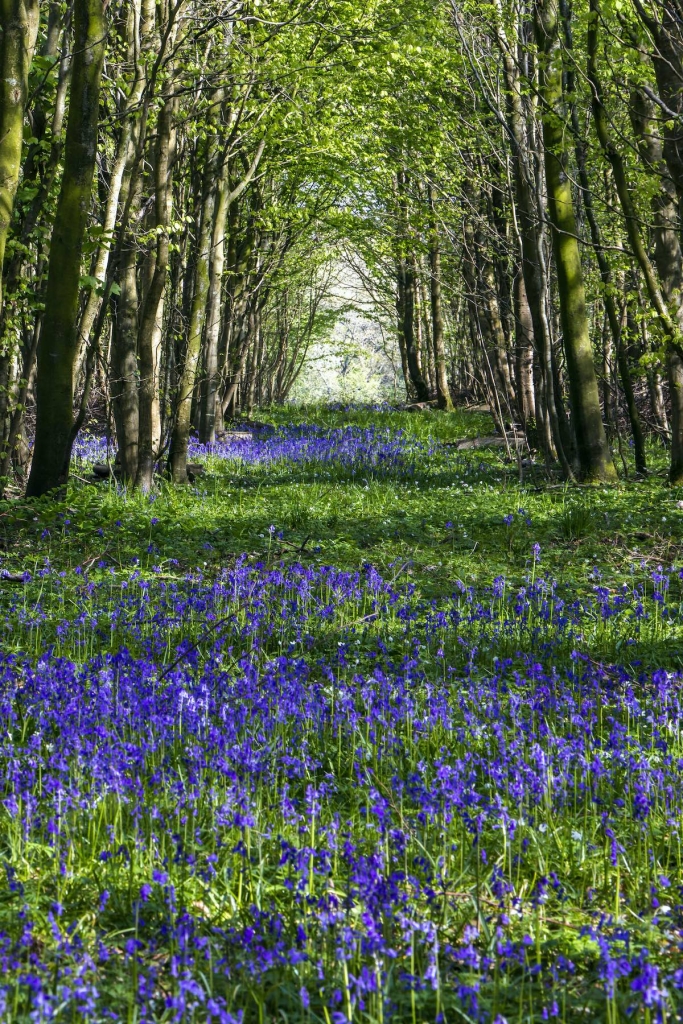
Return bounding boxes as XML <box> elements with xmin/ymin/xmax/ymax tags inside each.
<box><xmin>1</xmin><ymin>404</ymin><xmax>683</xmax><ymax>1022</ymax></box>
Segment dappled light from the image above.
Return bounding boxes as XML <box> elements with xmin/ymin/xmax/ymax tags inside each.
<box><xmin>2</xmin><ymin>0</ymin><xmax>683</xmax><ymax>1020</ymax></box>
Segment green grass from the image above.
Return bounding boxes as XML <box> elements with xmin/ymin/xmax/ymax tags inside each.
<box><xmin>2</xmin><ymin>406</ymin><xmax>683</xmax><ymax>1022</ymax></box>
<box><xmin>3</xmin><ymin>404</ymin><xmax>681</xmax><ymax>602</ymax></box>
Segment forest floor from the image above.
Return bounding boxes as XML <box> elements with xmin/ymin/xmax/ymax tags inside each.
<box><xmin>1</xmin><ymin>405</ymin><xmax>683</xmax><ymax>1021</ymax></box>
<box><xmin>3</xmin><ymin>404</ymin><xmax>682</xmax><ymax>596</ymax></box>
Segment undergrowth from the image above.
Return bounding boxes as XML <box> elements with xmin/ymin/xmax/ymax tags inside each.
<box><xmin>0</xmin><ymin>405</ymin><xmax>682</xmax><ymax>1022</ymax></box>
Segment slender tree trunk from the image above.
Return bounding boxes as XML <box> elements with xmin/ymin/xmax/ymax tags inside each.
<box><xmin>170</xmin><ymin>147</ymin><xmax>217</xmax><ymax>481</ymax></box>
<box><xmin>111</xmin><ymin>232</ymin><xmax>140</xmax><ymax>480</ymax></box>
<box><xmin>648</xmin><ymin>368</ymin><xmax>669</xmax><ymax>436</ymax></box>
<box><xmin>200</xmin><ymin>159</ymin><xmax>229</xmax><ymax>442</ymax></box>
<box><xmin>395</xmin><ymin>269</ymin><xmax>411</xmax><ymax>398</ymax></box>
<box><xmin>0</xmin><ymin>315</ymin><xmax>38</xmax><ymax>484</ymax></box>
<box><xmin>72</xmin><ymin>0</ymin><xmax>157</xmax><ymax>387</ymax></box>
<box><xmin>399</xmin><ymin>255</ymin><xmax>429</xmax><ymax>401</ymax></box>
<box><xmin>139</xmin><ymin>221</ymin><xmax>167</xmax><ymax>462</ymax></box>
<box><xmin>428</xmin><ymin>184</ymin><xmax>453</xmax><ymax>410</ymax></box>
<box><xmin>0</xmin><ymin>0</ymin><xmax>42</xmax><ymax>466</ymax></box>
<box><xmin>600</xmin><ymin>306</ymin><xmax>614</xmax><ymax>430</ymax></box>
<box><xmin>417</xmin><ymin>267</ymin><xmax>435</xmax><ymax>395</ymax></box>
<box><xmin>513</xmin><ymin>271</ymin><xmax>535</xmax><ymax>428</ymax></box>
<box><xmin>481</xmin><ymin>251</ymin><xmax>515</xmax><ymax>417</ymax></box>
<box><xmin>135</xmin><ymin>95</ymin><xmax>172</xmax><ymax>491</ymax></box>
<box><xmin>535</xmin><ymin>0</ymin><xmax>616</xmax><ymax>482</ymax></box>
<box><xmin>26</xmin><ymin>0</ymin><xmax>106</xmax><ymax>497</ymax></box>
<box><xmin>221</xmin><ymin>330</ymin><xmax>251</xmax><ymax>417</ymax></box>
<box><xmin>628</xmin><ymin>75</ymin><xmax>683</xmax><ymax>483</ymax></box>
<box><xmin>396</xmin><ymin>170</ymin><xmax>429</xmax><ymax>402</ymax></box>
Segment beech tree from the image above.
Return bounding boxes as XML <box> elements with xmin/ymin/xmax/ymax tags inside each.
<box><xmin>26</xmin><ymin>0</ymin><xmax>106</xmax><ymax>496</ymax></box>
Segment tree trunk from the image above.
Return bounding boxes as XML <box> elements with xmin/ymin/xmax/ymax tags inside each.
<box><xmin>135</xmin><ymin>94</ymin><xmax>172</xmax><ymax>492</ymax></box>
<box><xmin>668</xmin><ymin>349</ymin><xmax>683</xmax><ymax>482</ymax></box>
<box><xmin>396</xmin><ymin>170</ymin><xmax>429</xmax><ymax>402</ymax></box>
<box><xmin>481</xmin><ymin>248</ymin><xmax>515</xmax><ymax>417</ymax></box>
<box><xmin>513</xmin><ymin>271</ymin><xmax>535</xmax><ymax>428</ymax></box>
<box><xmin>648</xmin><ymin>368</ymin><xmax>669</xmax><ymax>436</ymax></box>
<box><xmin>428</xmin><ymin>184</ymin><xmax>453</xmax><ymax>410</ymax></box>
<box><xmin>562</xmin><ymin>0</ymin><xmax>646</xmax><ymax>472</ymax></box>
<box><xmin>629</xmin><ymin>83</ymin><xmax>683</xmax><ymax>483</ymax></box>
<box><xmin>111</xmin><ymin>233</ymin><xmax>140</xmax><ymax>481</ymax></box>
<box><xmin>72</xmin><ymin>0</ymin><xmax>157</xmax><ymax>387</ymax></box>
<box><xmin>395</xmin><ymin>271</ymin><xmax>411</xmax><ymax>398</ymax></box>
<box><xmin>417</xmin><ymin>267</ymin><xmax>435</xmax><ymax>395</ymax></box>
<box><xmin>0</xmin><ymin>0</ymin><xmax>40</xmax><ymax>317</ymax></box>
<box><xmin>0</xmin><ymin>0</ymin><xmax>43</xmax><ymax>465</ymax></box>
<box><xmin>26</xmin><ymin>0</ymin><xmax>106</xmax><ymax>497</ymax></box>
<box><xmin>170</xmin><ymin>147</ymin><xmax>217</xmax><ymax>481</ymax></box>
<box><xmin>493</xmin><ymin>5</ymin><xmax>574</xmax><ymax>475</ymax></box>
<box><xmin>200</xmin><ymin>159</ymin><xmax>229</xmax><ymax>443</ymax></box>
<box><xmin>0</xmin><ymin>315</ymin><xmax>38</xmax><ymax>485</ymax></box>
<box><xmin>535</xmin><ymin>0</ymin><xmax>616</xmax><ymax>482</ymax></box>
<box><xmin>398</xmin><ymin>255</ymin><xmax>429</xmax><ymax>401</ymax></box>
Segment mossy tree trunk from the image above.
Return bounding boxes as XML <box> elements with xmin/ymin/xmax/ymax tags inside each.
<box><xmin>0</xmin><ymin>0</ymin><xmax>40</xmax><ymax>316</ymax></box>
<box><xmin>535</xmin><ymin>0</ymin><xmax>616</xmax><ymax>483</ymax></box>
<box><xmin>562</xmin><ymin>0</ymin><xmax>646</xmax><ymax>473</ymax></box>
<box><xmin>26</xmin><ymin>0</ymin><xmax>106</xmax><ymax>497</ymax></box>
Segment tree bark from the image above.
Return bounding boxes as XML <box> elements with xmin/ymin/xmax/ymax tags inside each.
<box><xmin>535</xmin><ymin>0</ymin><xmax>616</xmax><ymax>482</ymax></box>
<box><xmin>111</xmin><ymin>230</ymin><xmax>140</xmax><ymax>481</ymax></box>
<box><xmin>630</xmin><ymin>81</ymin><xmax>683</xmax><ymax>483</ymax></box>
<box><xmin>428</xmin><ymin>184</ymin><xmax>453</xmax><ymax>410</ymax></box>
<box><xmin>492</xmin><ymin>4</ymin><xmax>573</xmax><ymax>473</ymax></box>
<box><xmin>513</xmin><ymin>271</ymin><xmax>536</xmax><ymax>429</ymax></box>
<box><xmin>200</xmin><ymin>157</ymin><xmax>230</xmax><ymax>442</ymax></box>
<box><xmin>562</xmin><ymin>0</ymin><xmax>646</xmax><ymax>472</ymax></box>
<box><xmin>135</xmin><ymin>94</ymin><xmax>172</xmax><ymax>491</ymax></box>
<box><xmin>26</xmin><ymin>0</ymin><xmax>106</xmax><ymax>497</ymax></box>
<box><xmin>0</xmin><ymin>0</ymin><xmax>40</xmax><ymax>317</ymax></box>
<box><xmin>397</xmin><ymin>254</ymin><xmax>429</xmax><ymax>402</ymax></box>
<box><xmin>396</xmin><ymin>170</ymin><xmax>429</xmax><ymax>402</ymax></box>
<box><xmin>170</xmin><ymin>145</ymin><xmax>217</xmax><ymax>481</ymax></box>
<box><xmin>73</xmin><ymin>0</ymin><xmax>150</xmax><ymax>384</ymax></box>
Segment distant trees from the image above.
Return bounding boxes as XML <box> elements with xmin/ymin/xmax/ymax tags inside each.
<box><xmin>2</xmin><ymin>0</ymin><xmax>683</xmax><ymax>492</ymax></box>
